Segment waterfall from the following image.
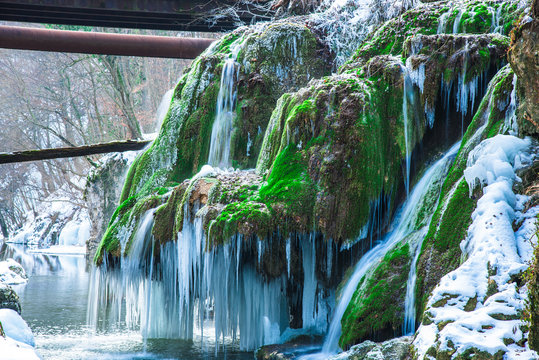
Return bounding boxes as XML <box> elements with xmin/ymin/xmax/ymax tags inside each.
<box><xmin>402</xmin><ymin>68</ymin><xmax>412</xmax><ymax>196</ymax></box>
<box><xmin>154</xmin><ymin>88</ymin><xmax>174</xmax><ymax>130</ymax></box>
<box><xmin>453</xmin><ymin>8</ymin><xmax>463</xmax><ymax>34</ymax></box>
<box><xmin>503</xmin><ymin>74</ymin><xmax>518</xmax><ymax>134</ymax></box>
<box><xmin>208</xmin><ymin>44</ymin><xmax>241</xmax><ymax>169</ymax></box>
<box><xmin>402</xmin><ymin>143</ymin><xmax>461</xmax><ymax>334</ymax></box>
<box><xmin>299</xmin><ymin>141</ymin><xmax>460</xmax><ymax>359</ymax></box>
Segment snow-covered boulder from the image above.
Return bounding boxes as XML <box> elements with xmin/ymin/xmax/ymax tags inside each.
<box><xmin>0</xmin><ymin>309</ymin><xmax>34</xmax><ymax>347</ymax></box>
<box><xmin>0</xmin><ymin>259</ymin><xmax>28</xmax><ymax>285</ymax></box>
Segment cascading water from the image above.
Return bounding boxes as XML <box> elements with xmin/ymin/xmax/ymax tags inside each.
<box><xmin>154</xmin><ymin>88</ymin><xmax>174</xmax><ymax>130</ymax></box>
<box><xmin>402</xmin><ymin>66</ymin><xmax>413</xmax><ymax>196</ymax></box>
<box><xmin>300</xmin><ymin>141</ymin><xmax>460</xmax><ymax>359</ymax></box>
<box><xmin>207</xmin><ymin>43</ymin><xmax>241</xmax><ymax>169</ymax></box>
<box><xmin>401</xmin><ymin>142</ymin><xmax>460</xmax><ymax>335</ymax></box>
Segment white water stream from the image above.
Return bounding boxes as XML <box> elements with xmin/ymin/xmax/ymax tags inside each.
<box><xmin>207</xmin><ymin>44</ymin><xmax>241</xmax><ymax>169</ymax></box>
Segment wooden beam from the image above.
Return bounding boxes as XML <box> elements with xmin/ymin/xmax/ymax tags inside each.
<box><xmin>0</xmin><ymin>140</ymin><xmax>151</xmax><ymax>164</ymax></box>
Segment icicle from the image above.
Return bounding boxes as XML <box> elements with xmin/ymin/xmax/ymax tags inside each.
<box><xmin>407</xmin><ymin>58</ymin><xmax>426</xmax><ymax>94</ymax></box>
<box><xmin>425</xmin><ymin>103</ymin><xmax>435</xmax><ymax>129</ymax></box>
<box><xmin>286</xmin><ymin>237</ymin><xmax>291</xmax><ymax>278</ymax></box>
<box><xmin>302</xmin><ymin>234</ymin><xmax>317</xmax><ymax>329</ymax></box>
<box><xmin>88</xmin><ymin>202</ymin><xmax>336</xmax><ymax>350</ymax></box>
<box><xmin>246</xmin><ymin>132</ymin><xmax>252</xmax><ymax>157</ymax></box>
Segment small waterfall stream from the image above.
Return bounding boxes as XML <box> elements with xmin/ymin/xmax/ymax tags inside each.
<box><xmin>300</xmin><ymin>141</ymin><xmax>460</xmax><ymax>359</ymax></box>
<box><xmin>207</xmin><ymin>44</ymin><xmax>241</xmax><ymax>169</ymax></box>
<box><xmin>402</xmin><ymin>67</ymin><xmax>413</xmax><ymax>196</ymax></box>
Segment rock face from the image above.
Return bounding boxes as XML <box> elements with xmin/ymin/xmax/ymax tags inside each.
<box><xmin>255</xmin><ymin>336</ymin><xmax>412</xmax><ymax>360</ymax></box>
<box><xmin>84</xmin><ymin>152</ymin><xmax>137</xmax><ymax>260</ymax></box>
<box><xmin>517</xmin><ymin>0</ymin><xmax>539</xmax><ymax>351</ymax></box>
<box><xmin>415</xmin><ymin>64</ymin><xmax>518</xmax><ymax>322</ymax></box>
<box><xmin>508</xmin><ymin>0</ymin><xmax>539</xmax><ymax>137</ymax></box>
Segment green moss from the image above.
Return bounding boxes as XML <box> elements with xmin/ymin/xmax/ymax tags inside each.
<box><xmin>216</xmin><ymin>33</ymin><xmax>240</xmax><ymax>54</ymax></box>
<box><xmin>339</xmin><ymin>243</ymin><xmax>411</xmax><ymax>348</ymax></box>
<box><xmin>152</xmin><ymin>185</ymin><xmax>187</xmax><ymax>245</ymax></box>
<box><xmin>455</xmin><ymin>348</ymin><xmax>505</xmax><ymax>360</ymax></box>
<box><xmin>415</xmin><ymin>178</ymin><xmax>475</xmax><ymax>316</ymax></box>
<box><xmin>208</xmin><ymin>201</ymin><xmax>272</xmax><ymax>245</ymax></box>
<box><xmin>259</xmin><ymin>144</ymin><xmax>316</xmax><ymax>217</ymax></box>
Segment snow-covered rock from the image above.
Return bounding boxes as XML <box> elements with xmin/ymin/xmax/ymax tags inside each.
<box><xmin>0</xmin><ymin>309</ymin><xmax>34</xmax><ymax>347</ymax></box>
<box><xmin>330</xmin><ymin>336</ymin><xmax>412</xmax><ymax>360</ymax></box>
<box><xmin>0</xmin><ymin>336</ymin><xmax>40</xmax><ymax>360</ymax></box>
<box><xmin>413</xmin><ymin>135</ymin><xmax>539</xmax><ymax>359</ymax></box>
<box><xmin>0</xmin><ymin>259</ymin><xmax>28</xmax><ymax>285</ymax></box>
<box><xmin>0</xmin><ymin>283</ymin><xmax>20</xmax><ymax>314</ymax></box>
<box><xmin>0</xmin><ymin>259</ymin><xmax>39</xmax><ymax>359</ymax></box>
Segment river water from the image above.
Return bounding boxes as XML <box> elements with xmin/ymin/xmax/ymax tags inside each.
<box><xmin>1</xmin><ymin>244</ymin><xmax>252</xmax><ymax>360</ymax></box>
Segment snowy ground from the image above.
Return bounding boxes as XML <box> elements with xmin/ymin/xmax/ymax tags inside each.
<box><xmin>0</xmin><ymin>258</ymin><xmax>40</xmax><ymax>359</ymax></box>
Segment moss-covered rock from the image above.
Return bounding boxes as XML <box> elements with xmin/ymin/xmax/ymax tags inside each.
<box><xmin>84</xmin><ymin>153</ymin><xmax>136</xmax><ymax>261</ymax></box>
<box><xmin>96</xmin><ymin>21</ymin><xmax>330</xmax><ymax>263</ymax></box>
<box><xmin>120</xmin><ymin>22</ymin><xmax>330</xmax><ymax>202</ymax></box>
<box><xmin>403</xmin><ymin>33</ymin><xmax>509</xmax><ymax>112</ymax></box>
<box><xmin>254</xmin><ymin>56</ymin><xmax>410</xmax><ymax>244</ymax></box>
<box><xmin>94</xmin><ymin>192</ymin><xmax>165</xmax><ymax>265</ymax></box>
<box><xmin>340</xmin><ymin>243</ymin><xmax>411</xmax><ymax>348</ymax></box>
<box><xmin>349</xmin><ymin>0</ymin><xmax>522</xmax><ymax>65</ymax></box>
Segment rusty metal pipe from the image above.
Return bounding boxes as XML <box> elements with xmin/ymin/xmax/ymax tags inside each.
<box><xmin>0</xmin><ymin>25</ymin><xmax>215</xmax><ymax>58</ymax></box>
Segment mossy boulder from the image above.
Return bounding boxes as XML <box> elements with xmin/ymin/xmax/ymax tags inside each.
<box><xmin>120</xmin><ymin>22</ymin><xmax>330</xmax><ymax>202</ymax></box>
<box><xmin>96</xmin><ymin>21</ymin><xmax>330</xmax><ymax>263</ymax></box>
<box><xmin>254</xmin><ymin>56</ymin><xmax>412</xmax><ymax>244</ymax></box>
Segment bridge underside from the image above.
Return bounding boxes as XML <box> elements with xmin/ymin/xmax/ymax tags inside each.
<box><xmin>0</xmin><ymin>0</ymin><xmax>273</xmax><ymax>32</ymax></box>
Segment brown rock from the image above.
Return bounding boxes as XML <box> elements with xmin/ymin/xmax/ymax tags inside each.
<box><xmin>508</xmin><ymin>4</ymin><xmax>539</xmax><ymax>137</ymax></box>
